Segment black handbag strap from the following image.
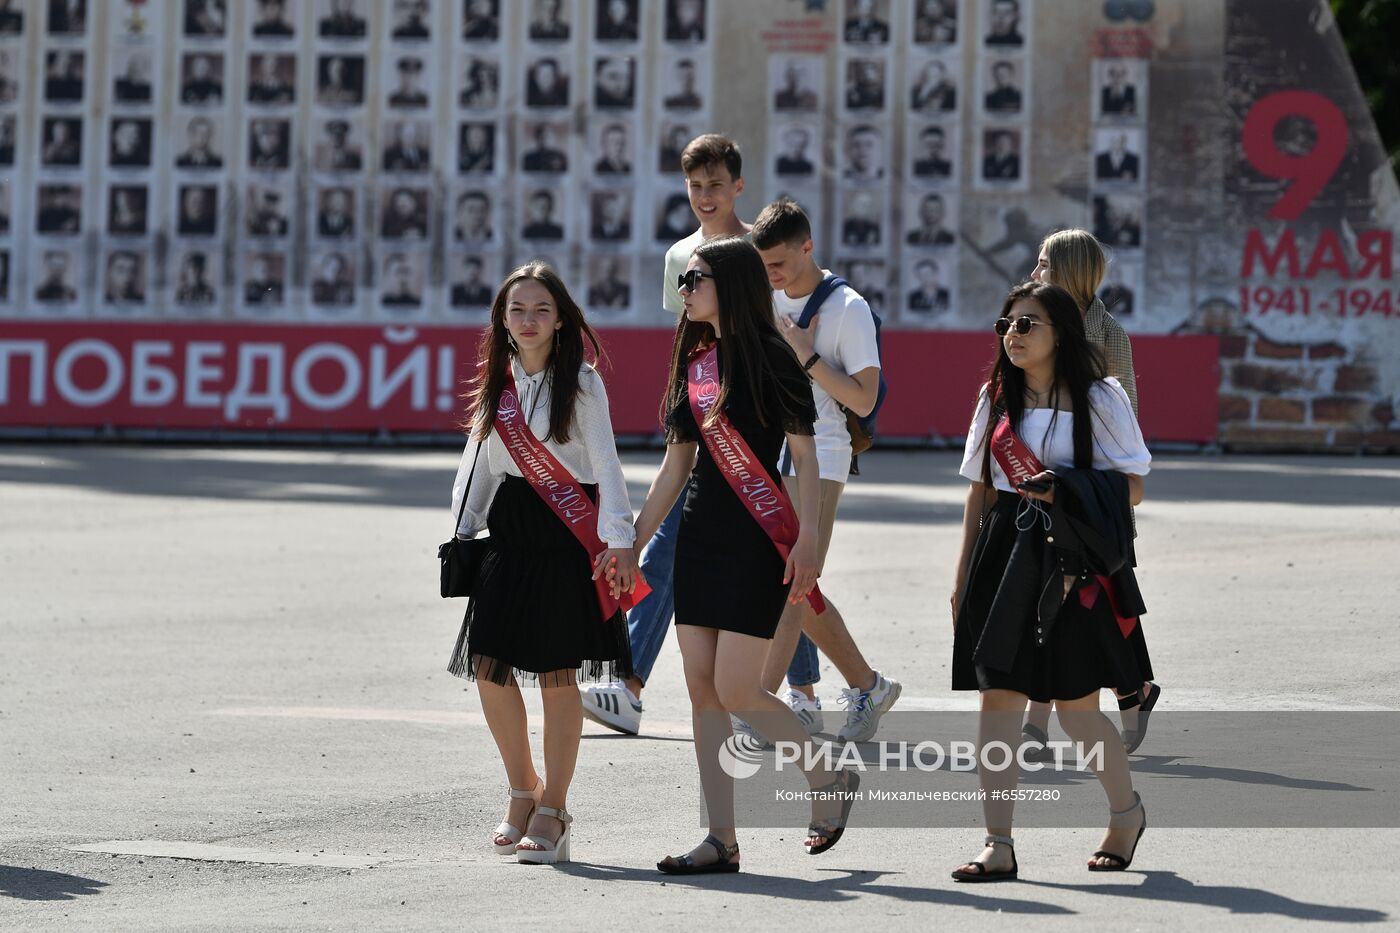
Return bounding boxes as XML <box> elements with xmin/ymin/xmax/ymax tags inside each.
<box><xmin>453</xmin><ymin>435</ymin><xmax>484</xmax><ymax>536</ymax></box>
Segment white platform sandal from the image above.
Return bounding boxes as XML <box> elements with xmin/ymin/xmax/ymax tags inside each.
<box><xmin>492</xmin><ymin>781</ymin><xmax>543</xmax><ymax>855</ymax></box>
<box><xmin>515</xmin><ymin>806</ymin><xmax>572</xmax><ymax>865</ymax></box>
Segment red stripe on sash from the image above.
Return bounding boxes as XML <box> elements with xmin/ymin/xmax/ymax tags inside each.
<box><xmin>493</xmin><ymin>368</ymin><xmax>650</xmax><ymax>622</ymax></box>
<box><xmin>686</xmin><ymin>344</ymin><xmax>826</xmax><ymax>614</ymax></box>
<box><xmin>989</xmin><ymin>409</ymin><xmax>1137</xmax><ymax>638</ymax></box>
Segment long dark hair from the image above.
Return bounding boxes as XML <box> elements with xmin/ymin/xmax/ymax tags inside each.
<box><xmin>659</xmin><ymin>236</ymin><xmax>805</xmax><ymax>429</ymax></box>
<box><xmin>463</xmin><ymin>261</ymin><xmax>605</xmax><ymax>442</ymax></box>
<box><xmin>979</xmin><ymin>282</ymin><xmax>1105</xmax><ymax>485</ymax></box>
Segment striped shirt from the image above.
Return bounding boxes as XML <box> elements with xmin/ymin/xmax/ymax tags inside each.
<box><xmin>1083</xmin><ymin>298</ymin><xmax>1138</xmax><ymax>414</ymax></box>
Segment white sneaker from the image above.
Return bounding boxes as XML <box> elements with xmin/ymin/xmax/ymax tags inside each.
<box><xmin>787</xmin><ymin>690</ymin><xmax>823</xmax><ymax>736</ymax></box>
<box><xmin>580</xmin><ymin>682</ymin><xmax>643</xmax><ymax>735</ymax></box>
<box><xmin>836</xmin><ymin>671</ymin><xmax>902</xmax><ymax>743</ymax></box>
<box><xmin>730</xmin><ymin>713</ymin><xmax>772</xmax><ymax>749</ymax></box>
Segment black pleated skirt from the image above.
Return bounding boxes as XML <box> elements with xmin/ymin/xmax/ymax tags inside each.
<box><xmin>447</xmin><ymin>475</ymin><xmax>634</xmax><ymax>688</ymax></box>
<box><xmin>952</xmin><ymin>491</ymin><xmax>1153</xmax><ymax>703</ymax></box>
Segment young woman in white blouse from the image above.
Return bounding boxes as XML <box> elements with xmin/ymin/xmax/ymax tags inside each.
<box><xmin>447</xmin><ymin>262</ymin><xmax>640</xmax><ymax>865</ymax></box>
<box><xmin>949</xmin><ymin>282</ymin><xmax>1152</xmax><ymax>881</ymax></box>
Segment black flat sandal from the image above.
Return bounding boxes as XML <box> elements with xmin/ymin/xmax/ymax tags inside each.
<box><xmin>805</xmin><ymin>769</ymin><xmax>860</xmax><ymax>855</ymax></box>
<box><xmin>656</xmin><ymin>834</ymin><xmax>740</xmax><ymax>875</ymax></box>
<box><xmin>951</xmin><ymin>833</ymin><xmax>1019</xmax><ymax>882</ymax></box>
<box><xmin>1120</xmin><ymin>683</ymin><xmax>1161</xmax><ymax>755</ymax></box>
<box><xmin>1088</xmin><ymin>792</ymin><xmax>1147</xmax><ymax>872</ymax></box>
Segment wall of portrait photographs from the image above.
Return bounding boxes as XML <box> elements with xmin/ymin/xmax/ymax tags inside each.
<box><xmin>1089</xmin><ymin>53</ymin><xmax>1147</xmax><ymax>320</ymax></box>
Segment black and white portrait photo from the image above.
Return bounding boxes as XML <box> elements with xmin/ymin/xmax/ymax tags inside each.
<box><xmin>316</xmin><ymin>187</ymin><xmax>356</xmax><ymax>239</ymax></box>
<box><xmin>113</xmin><ymin>51</ymin><xmax>153</xmax><ymax>105</ymax></box>
<box><xmin>910</xmin><ymin>123</ymin><xmax>954</xmax><ymax>180</ymax></box>
<box><xmin>184</xmin><ymin>0</ymin><xmax>227</xmax><ymax>37</ymax></box>
<box><xmin>1098</xmin><ymin>261</ymin><xmax>1139</xmax><ymax>317</ymax></box>
<box><xmin>655</xmin><ymin>193</ymin><xmax>696</xmax><ymax>241</ymax></box>
<box><xmin>175</xmin><ymin>116</ymin><xmax>224</xmax><ymax>169</ymax></box>
<box><xmin>180</xmin><ymin>54</ymin><xmax>224</xmax><ymax>105</ymax></box>
<box><xmin>587</xmin><ymin>257</ymin><xmax>632</xmax><ymax>309</ymax></box>
<box><xmin>391</xmin><ymin>0</ymin><xmax>431</xmax><ymax>40</ymax></box>
<box><xmin>174</xmin><ymin>252</ymin><xmax>218</xmax><ymax>307</ymax></box>
<box><xmin>103</xmin><ymin>250</ymin><xmax>146</xmax><ymax>305</ymax></box>
<box><xmin>909</xmin><ymin>57</ymin><xmax>956</xmax><ymax>113</ymax></box>
<box><xmin>37</xmin><ymin>185</ymin><xmax>82</xmax><ymax>235</ymax></box>
<box><xmin>380</xmin><ymin>187</ymin><xmax>429</xmax><ymax>239</ymax></box>
<box><xmin>246</xmin><ymin>185</ymin><xmax>291</xmax><ymax>237</ymax></box>
<box><xmin>248</xmin><ymin>54</ymin><xmax>297</xmax><ymax>106</ymax></box>
<box><xmin>251</xmin><ymin>0</ymin><xmax>295</xmax><ymax>38</ymax></box>
<box><xmin>665</xmin><ymin>0</ymin><xmax>706</xmax><ymax>42</ymax></box>
<box><xmin>772</xmin><ymin>57</ymin><xmax>820</xmax><ymax>113</ymax></box>
<box><xmin>1094</xmin><ymin>128</ymin><xmax>1144</xmax><ymax>183</ymax></box>
<box><xmin>109</xmin><ymin>118</ymin><xmax>153</xmax><ymax>168</ymax></box>
<box><xmin>453</xmin><ymin>190</ymin><xmax>494</xmax><ymax>243</ymax></box>
<box><xmin>1096</xmin><ymin>59</ymin><xmax>1146</xmax><ymax>119</ymax></box>
<box><xmin>983</xmin><ymin>0</ymin><xmax>1024</xmax><ymax>47</ymax></box>
<box><xmin>34</xmin><ymin>250</ymin><xmax>79</xmax><ymax>304</ymax></box>
<box><xmin>249</xmin><ymin>119</ymin><xmax>292</xmax><ymax>170</ymax></box>
<box><xmin>844</xmin><ymin>58</ymin><xmax>885</xmax><ymax>111</ymax></box>
<box><xmin>589</xmin><ymin>190</ymin><xmax>632</xmax><ymax>241</ymax></box>
<box><xmin>657</xmin><ymin>122</ymin><xmax>691</xmax><ymax>173</ymax></box>
<box><xmin>521</xmin><ymin>189</ymin><xmax>564</xmax><ymax>240</ymax></box>
<box><xmin>317</xmin><ymin>55</ymin><xmax>365</xmax><ymax>106</ymax></box>
<box><xmin>451</xmin><ymin>256</ymin><xmax>494</xmax><ymax>308</ymax></box>
<box><xmin>837</xmin><ymin>259</ymin><xmax>886</xmax><ymax>310</ymax></box>
<box><xmin>840</xmin><ymin>190</ymin><xmax>882</xmax><ymax>247</ymax></box>
<box><xmin>594</xmin><ymin>57</ymin><xmax>636</xmax><ymax>109</ymax></box>
<box><xmin>388</xmin><ymin>56</ymin><xmax>429</xmax><ymax>109</ymax></box>
<box><xmin>107</xmin><ymin>185</ymin><xmax>148</xmax><ymax>236</ymax></box>
<box><xmin>0</xmin><ymin>115</ymin><xmax>16</xmax><ymax>165</ymax></box>
<box><xmin>457</xmin><ymin>122</ymin><xmax>495</xmax><ymax>173</ymax></box>
<box><xmin>243</xmin><ymin>253</ymin><xmax>286</xmax><ymax>306</ymax></box>
<box><xmin>980</xmin><ymin>127</ymin><xmax>1021</xmax><ymax>181</ymax></box>
<box><xmin>663</xmin><ymin>59</ymin><xmax>704</xmax><ymax>110</ymax></box>
<box><xmin>904</xmin><ymin>192</ymin><xmax>956</xmax><ymax>245</ymax></box>
<box><xmin>382</xmin><ymin>120</ymin><xmax>432</xmax><ymax>173</ymax></box>
<box><xmin>842</xmin><ymin>124</ymin><xmax>885</xmax><ymax>182</ymax></box>
<box><xmin>44</xmin><ymin>51</ymin><xmax>85</xmax><ymax>103</ymax></box>
<box><xmin>525</xmin><ymin>57</ymin><xmax>569</xmax><ymax>108</ymax></box>
<box><xmin>313</xmin><ymin>119</ymin><xmax>363</xmax><ymax>172</ymax></box>
<box><xmin>593</xmin><ymin>122</ymin><xmax>631</xmax><ymax>175</ymax></box>
<box><xmin>521</xmin><ymin>121</ymin><xmax>569</xmax><ymax>173</ymax></box>
<box><xmin>1093</xmin><ymin>194</ymin><xmax>1142</xmax><ymax>248</ymax></box>
<box><xmin>983</xmin><ymin>59</ymin><xmax>1022</xmax><ymax>113</ymax></box>
<box><xmin>319</xmin><ymin>0</ymin><xmax>366</xmax><ymax>38</ymax></box>
<box><xmin>529</xmin><ymin>0</ymin><xmax>570</xmax><ymax>41</ymax></box>
<box><xmin>381</xmin><ymin>253</ymin><xmax>425</xmax><ymax>309</ymax></box>
<box><xmin>595</xmin><ymin>0</ymin><xmax>639</xmax><ymax>41</ymax></box>
<box><xmin>311</xmin><ymin>252</ymin><xmax>355</xmax><ymax>307</ymax></box>
<box><xmin>0</xmin><ymin>0</ymin><xmax>23</xmax><ymax>33</ymax></box>
<box><xmin>40</xmin><ymin>117</ymin><xmax>83</xmax><ymax>167</ymax></box>
<box><xmin>913</xmin><ymin>0</ymin><xmax>956</xmax><ymax>44</ymax></box>
<box><xmin>47</xmin><ymin>0</ymin><xmax>86</xmax><ymax>35</ymax></box>
<box><xmin>0</xmin><ymin>50</ymin><xmax>17</xmax><ymax>104</ymax></box>
<box><xmin>905</xmin><ymin>258</ymin><xmax>950</xmax><ymax>314</ymax></box>
<box><xmin>460</xmin><ymin>57</ymin><xmax>500</xmax><ymax>109</ymax></box>
<box><xmin>462</xmin><ymin>0</ymin><xmax>500</xmax><ymax>40</ymax></box>
<box><xmin>774</xmin><ymin>126</ymin><xmax>815</xmax><ymax>178</ymax></box>
<box><xmin>844</xmin><ymin>0</ymin><xmax>890</xmax><ymax>44</ymax></box>
<box><xmin>176</xmin><ymin>184</ymin><xmax>219</xmax><ymax>236</ymax></box>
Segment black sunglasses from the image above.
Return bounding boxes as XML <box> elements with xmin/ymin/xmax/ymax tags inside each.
<box><xmin>677</xmin><ymin>269</ymin><xmax>713</xmax><ymax>292</ymax></box>
<box><xmin>994</xmin><ymin>316</ymin><xmax>1054</xmax><ymax>336</ymax></box>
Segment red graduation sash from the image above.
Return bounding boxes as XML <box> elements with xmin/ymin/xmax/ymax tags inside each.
<box><xmin>493</xmin><ymin>368</ymin><xmax>650</xmax><ymax>621</ymax></box>
<box><xmin>988</xmin><ymin>410</ymin><xmax>1136</xmax><ymax>638</ymax></box>
<box><xmin>686</xmin><ymin>344</ymin><xmax>826</xmax><ymax>614</ymax></box>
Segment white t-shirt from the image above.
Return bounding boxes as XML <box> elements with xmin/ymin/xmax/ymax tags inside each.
<box><xmin>662</xmin><ymin>228</ymin><xmax>705</xmax><ymax>315</ymax></box>
<box><xmin>773</xmin><ymin>273</ymin><xmax>881</xmax><ymax>484</ymax></box>
<box><xmin>957</xmin><ymin>377</ymin><xmax>1151</xmax><ymax>493</ymax></box>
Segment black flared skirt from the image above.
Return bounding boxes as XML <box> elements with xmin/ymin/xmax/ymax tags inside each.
<box><xmin>447</xmin><ymin>475</ymin><xmax>634</xmax><ymax>687</ymax></box>
<box><xmin>952</xmin><ymin>491</ymin><xmax>1153</xmax><ymax>703</ymax></box>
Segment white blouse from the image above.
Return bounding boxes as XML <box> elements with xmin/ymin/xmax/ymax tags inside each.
<box><xmin>958</xmin><ymin>377</ymin><xmax>1151</xmax><ymax>493</ymax></box>
<box><xmin>450</xmin><ymin>360</ymin><xmax>636</xmax><ymax>547</ymax></box>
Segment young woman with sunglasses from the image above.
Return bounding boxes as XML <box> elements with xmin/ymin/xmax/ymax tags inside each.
<box><xmin>1027</xmin><ymin>229</ymin><xmax>1159</xmax><ymax>754</ymax></box>
<box><xmin>447</xmin><ymin>262</ymin><xmax>640</xmax><ymax>865</ymax></box>
<box><xmin>949</xmin><ymin>281</ymin><xmax>1153</xmax><ymax>881</ymax></box>
<box><xmin>635</xmin><ymin>236</ymin><xmax>858</xmax><ymax>874</ymax></box>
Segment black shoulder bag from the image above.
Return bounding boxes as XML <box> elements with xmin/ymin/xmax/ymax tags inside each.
<box><xmin>438</xmin><ymin>440</ymin><xmax>494</xmax><ymax>597</ymax></box>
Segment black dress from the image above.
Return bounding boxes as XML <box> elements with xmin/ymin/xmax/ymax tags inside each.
<box><xmin>447</xmin><ymin>476</ymin><xmax>634</xmax><ymax>688</ymax></box>
<box><xmin>666</xmin><ymin>339</ymin><xmax>817</xmax><ymax>639</ymax></box>
<box><xmin>953</xmin><ymin>491</ymin><xmax>1153</xmax><ymax>703</ymax></box>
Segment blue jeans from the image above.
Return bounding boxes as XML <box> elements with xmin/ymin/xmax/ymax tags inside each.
<box><xmin>626</xmin><ymin>493</ymin><xmax>685</xmax><ymax>685</ymax></box>
<box><xmin>787</xmin><ymin>633</ymin><xmax>821</xmax><ymax>688</ymax></box>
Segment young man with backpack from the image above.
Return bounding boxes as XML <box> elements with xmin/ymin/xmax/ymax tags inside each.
<box><xmin>750</xmin><ymin>197</ymin><xmax>901</xmax><ymax>743</ymax></box>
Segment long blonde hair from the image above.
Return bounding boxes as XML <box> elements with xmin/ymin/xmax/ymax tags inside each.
<box><xmin>1038</xmin><ymin>229</ymin><xmax>1106</xmax><ymax>312</ymax></box>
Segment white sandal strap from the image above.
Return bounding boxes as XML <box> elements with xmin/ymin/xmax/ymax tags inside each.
<box><xmin>984</xmin><ymin>833</ymin><xmax>1015</xmax><ymax>848</ymax></box>
<box><xmin>494</xmin><ymin>822</ymin><xmax>524</xmax><ymax>844</ymax></box>
<box><xmin>535</xmin><ymin>805</ymin><xmax>572</xmax><ymax>823</ymax></box>
<box><xmin>508</xmin><ymin>781</ymin><xmax>542</xmax><ymax>800</ymax></box>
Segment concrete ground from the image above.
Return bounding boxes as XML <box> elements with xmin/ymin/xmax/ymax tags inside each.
<box><xmin>1</xmin><ymin>445</ymin><xmax>1398</xmax><ymax>931</ymax></box>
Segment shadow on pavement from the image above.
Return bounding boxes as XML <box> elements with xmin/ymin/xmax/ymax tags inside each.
<box><xmin>0</xmin><ymin>865</ymin><xmax>108</xmax><ymax>901</ymax></box>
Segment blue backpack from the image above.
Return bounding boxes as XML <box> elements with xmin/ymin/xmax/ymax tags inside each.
<box><xmin>796</xmin><ymin>274</ymin><xmax>889</xmax><ymax>464</ymax></box>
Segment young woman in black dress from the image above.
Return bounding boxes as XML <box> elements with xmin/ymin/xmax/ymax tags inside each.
<box><xmin>447</xmin><ymin>262</ymin><xmax>640</xmax><ymax>865</ymax></box>
<box><xmin>949</xmin><ymin>282</ymin><xmax>1152</xmax><ymax>880</ymax></box>
<box><xmin>633</xmin><ymin>236</ymin><xmax>858</xmax><ymax>874</ymax></box>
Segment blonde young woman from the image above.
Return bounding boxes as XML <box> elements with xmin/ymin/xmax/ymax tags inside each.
<box><xmin>1024</xmin><ymin>229</ymin><xmax>1158</xmax><ymax>755</ymax></box>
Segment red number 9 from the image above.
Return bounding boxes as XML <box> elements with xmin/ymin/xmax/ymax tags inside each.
<box><xmin>1242</xmin><ymin>91</ymin><xmax>1348</xmax><ymax>222</ymax></box>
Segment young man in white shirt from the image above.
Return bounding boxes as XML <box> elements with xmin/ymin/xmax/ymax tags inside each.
<box><xmin>752</xmin><ymin>197</ymin><xmax>901</xmax><ymax>743</ymax></box>
<box><xmin>580</xmin><ymin>134</ymin><xmax>752</xmax><ymax>734</ymax></box>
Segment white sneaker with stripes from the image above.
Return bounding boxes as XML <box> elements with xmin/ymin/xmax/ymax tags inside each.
<box><xmin>580</xmin><ymin>682</ymin><xmax>643</xmax><ymax>735</ymax></box>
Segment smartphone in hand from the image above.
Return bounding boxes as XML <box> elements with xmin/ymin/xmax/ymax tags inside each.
<box><xmin>1018</xmin><ymin>478</ymin><xmax>1052</xmax><ymax>494</ymax></box>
